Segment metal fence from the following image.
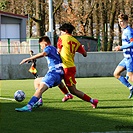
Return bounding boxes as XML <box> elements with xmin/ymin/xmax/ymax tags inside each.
<box><xmin>0</xmin><ymin>39</ymin><xmax>41</xmax><ymax>54</ymax></box>
<box><xmin>0</xmin><ymin>37</ymin><xmax>99</xmax><ymax>54</ymax></box>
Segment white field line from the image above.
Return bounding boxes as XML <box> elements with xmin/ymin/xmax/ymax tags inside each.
<box><xmin>0</xmin><ymin>97</ymin><xmax>15</xmax><ymax>101</ymax></box>
<box><xmin>89</xmin><ymin>131</ymin><xmax>133</xmax><ymax>133</ymax></box>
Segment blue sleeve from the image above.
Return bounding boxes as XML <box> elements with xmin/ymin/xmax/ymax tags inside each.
<box><xmin>121</xmin><ymin>41</ymin><xmax>133</xmax><ymax>49</ymax></box>
<box><xmin>44</xmin><ymin>46</ymin><xmax>50</xmax><ymax>55</ymax></box>
<box><xmin>121</xmin><ymin>30</ymin><xmax>133</xmax><ymax>49</ymax></box>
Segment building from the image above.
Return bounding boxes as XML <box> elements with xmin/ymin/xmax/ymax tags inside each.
<box><xmin>0</xmin><ymin>11</ymin><xmax>27</xmax><ymax>42</ymax></box>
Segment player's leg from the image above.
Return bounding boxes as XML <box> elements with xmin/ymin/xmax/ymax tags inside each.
<box><xmin>126</xmin><ymin>58</ymin><xmax>133</xmax><ymax>98</ymax></box>
<box><xmin>28</xmin><ymin>83</ymin><xmax>48</xmax><ymax>107</ymax></box>
<box><xmin>113</xmin><ymin>59</ymin><xmax>133</xmax><ymax>98</ymax></box>
<box><xmin>58</xmin><ymin>81</ymin><xmax>73</xmax><ymax>102</ymax></box>
<box><xmin>127</xmin><ymin>72</ymin><xmax>133</xmax><ymax>98</ymax></box>
<box><xmin>128</xmin><ymin>72</ymin><xmax>133</xmax><ymax>82</ymax></box>
<box><xmin>30</xmin><ymin>72</ymin><xmax>65</xmax><ymax>110</ymax></box>
<box><xmin>67</xmin><ymin>84</ymin><xmax>98</xmax><ymax>108</ymax></box>
<box><xmin>126</xmin><ymin>58</ymin><xmax>133</xmax><ymax>82</ymax></box>
<box><xmin>15</xmin><ymin>72</ymin><xmax>58</xmax><ymax>112</ymax></box>
<box><xmin>64</xmin><ymin>67</ymin><xmax>98</xmax><ymax>108</ymax></box>
<box><xmin>33</xmin><ymin>77</ymin><xmax>43</xmax><ymax>107</ymax></box>
<box><xmin>15</xmin><ymin>83</ymin><xmax>48</xmax><ymax>112</ymax></box>
<box><xmin>34</xmin><ymin>77</ymin><xmax>42</xmax><ymax>88</ymax></box>
<box><xmin>114</xmin><ymin>66</ymin><xmax>132</xmax><ymax>88</ymax></box>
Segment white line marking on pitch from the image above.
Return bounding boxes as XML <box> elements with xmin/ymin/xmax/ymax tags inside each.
<box><xmin>0</xmin><ymin>97</ymin><xmax>15</xmax><ymax>101</ymax></box>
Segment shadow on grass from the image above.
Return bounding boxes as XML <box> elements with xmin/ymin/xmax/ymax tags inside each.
<box><xmin>1</xmin><ymin>101</ymin><xmax>133</xmax><ymax>133</ymax></box>
<box><xmin>98</xmin><ymin>106</ymin><xmax>133</xmax><ymax>109</ymax></box>
<box><xmin>99</xmin><ymin>99</ymin><xmax>133</xmax><ymax>102</ymax></box>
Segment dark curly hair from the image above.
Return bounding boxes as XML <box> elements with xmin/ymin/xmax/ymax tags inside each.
<box><xmin>59</xmin><ymin>23</ymin><xmax>75</xmax><ymax>34</ymax></box>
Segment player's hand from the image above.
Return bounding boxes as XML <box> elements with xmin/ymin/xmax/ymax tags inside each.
<box><xmin>20</xmin><ymin>58</ymin><xmax>30</xmax><ymax>65</ymax></box>
<box><xmin>114</xmin><ymin>45</ymin><xmax>121</xmax><ymax>51</ymax></box>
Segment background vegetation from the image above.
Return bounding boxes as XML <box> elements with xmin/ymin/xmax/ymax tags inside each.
<box><xmin>0</xmin><ymin>0</ymin><xmax>133</xmax><ymax>51</ymax></box>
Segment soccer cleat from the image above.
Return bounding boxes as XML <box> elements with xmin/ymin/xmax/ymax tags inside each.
<box><xmin>128</xmin><ymin>89</ymin><xmax>133</xmax><ymax>99</ymax></box>
<box><xmin>15</xmin><ymin>105</ymin><xmax>32</xmax><ymax>112</ymax></box>
<box><xmin>91</xmin><ymin>99</ymin><xmax>98</xmax><ymax>109</ymax></box>
<box><xmin>33</xmin><ymin>99</ymin><xmax>43</xmax><ymax>108</ymax></box>
<box><xmin>62</xmin><ymin>93</ymin><xmax>73</xmax><ymax>102</ymax></box>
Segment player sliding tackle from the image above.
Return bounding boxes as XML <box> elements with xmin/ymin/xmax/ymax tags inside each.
<box><xmin>15</xmin><ymin>36</ymin><xmax>73</xmax><ymax>112</ymax></box>
<box><xmin>114</xmin><ymin>13</ymin><xmax>133</xmax><ymax>98</ymax></box>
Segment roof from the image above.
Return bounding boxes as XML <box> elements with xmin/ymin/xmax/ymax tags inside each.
<box><xmin>0</xmin><ymin>11</ymin><xmax>28</xmax><ymax>19</ymax></box>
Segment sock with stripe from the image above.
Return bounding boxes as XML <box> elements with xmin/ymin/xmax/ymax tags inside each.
<box><xmin>28</xmin><ymin>96</ymin><xmax>39</xmax><ymax>107</ymax></box>
<box><xmin>118</xmin><ymin>76</ymin><xmax>132</xmax><ymax>88</ymax></box>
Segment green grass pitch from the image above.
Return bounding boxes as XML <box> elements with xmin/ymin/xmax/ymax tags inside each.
<box><xmin>0</xmin><ymin>77</ymin><xmax>133</xmax><ymax>133</ymax></box>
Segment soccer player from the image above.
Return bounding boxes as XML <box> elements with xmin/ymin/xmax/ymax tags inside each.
<box><xmin>114</xmin><ymin>13</ymin><xmax>133</xmax><ymax>98</ymax></box>
<box><xmin>15</xmin><ymin>36</ymin><xmax>72</xmax><ymax>112</ymax></box>
<box><xmin>57</xmin><ymin>23</ymin><xmax>98</xmax><ymax>108</ymax></box>
<box><xmin>28</xmin><ymin>50</ymin><xmax>73</xmax><ymax>101</ymax></box>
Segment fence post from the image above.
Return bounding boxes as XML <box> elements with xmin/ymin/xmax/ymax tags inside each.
<box><xmin>98</xmin><ymin>36</ymin><xmax>101</xmax><ymax>51</ymax></box>
<box><xmin>8</xmin><ymin>38</ymin><xmax>10</xmax><ymax>53</ymax></box>
<box><xmin>39</xmin><ymin>44</ymin><xmax>41</xmax><ymax>53</ymax></box>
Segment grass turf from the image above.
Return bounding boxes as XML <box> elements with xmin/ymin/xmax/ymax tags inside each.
<box><xmin>0</xmin><ymin>77</ymin><xmax>133</xmax><ymax>133</ymax></box>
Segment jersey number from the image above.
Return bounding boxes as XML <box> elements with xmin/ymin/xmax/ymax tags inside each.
<box><xmin>68</xmin><ymin>41</ymin><xmax>77</xmax><ymax>54</ymax></box>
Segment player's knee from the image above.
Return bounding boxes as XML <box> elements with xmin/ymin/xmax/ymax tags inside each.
<box><xmin>34</xmin><ymin>78</ymin><xmax>38</xmax><ymax>84</ymax></box>
<box><xmin>113</xmin><ymin>71</ymin><xmax>119</xmax><ymax>79</ymax></box>
<box><xmin>113</xmin><ymin>72</ymin><xmax>117</xmax><ymax>78</ymax></box>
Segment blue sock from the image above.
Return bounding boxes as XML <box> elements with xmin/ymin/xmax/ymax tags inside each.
<box><xmin>118</xmin><ymin>76</ymin><xmax>132</xmax><ymax>88</ymax></box>
<box><xmin>28</xmin><ymin>96</ymin><xmax>39</xmax><ymax>106</ymax></box>
<box><xmin>125</xmin><ymin>75</ymin><xmax>129</xmax><ymax>81</ymax></box>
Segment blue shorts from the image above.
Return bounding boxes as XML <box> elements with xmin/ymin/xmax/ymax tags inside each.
<box><xmin>41</xmin><ymin>71</ymin><xmax>62</xmax><ymax>88</ymax></box>
<box><xmin>118</xmin><ymin>57</ymin><xmax>133</xmax><ymax>72</ymax></box>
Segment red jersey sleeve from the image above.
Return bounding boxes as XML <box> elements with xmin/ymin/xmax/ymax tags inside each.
<box><xmin>76</xmin><ymin>45</ymin><xmax>86</xmax><ymax>54</ymax></box>
<box><xmin>57</xmin><ymin>37</ymin><xmax>63</xmax><ymax>49</ymax></box>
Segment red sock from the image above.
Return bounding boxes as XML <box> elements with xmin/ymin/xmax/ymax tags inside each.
<box><xmin>59</xmin><ymin>86</ymin><xmax>69</xmax><ymax>94</ymax></box>
<box><xmin>83</xmin><ymin>94</ymin><xmax>91</xmax><ymax>102</ymax></box>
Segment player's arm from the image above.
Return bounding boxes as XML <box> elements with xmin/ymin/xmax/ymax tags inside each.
<box><xmin>76</xmin><ymin>45</ymin><xmax>87</xmax><ymax>57</ymax></box>
<box><xmin>20</xmin><ymin>52</ymin><xmax>47</xmax><ymax>64</ymax></box>
<box><xmin>114</xmin><ymin>35</ymin><xmax>133</xmax><ymax>51</ymax></box>
<box><xmin>120</xmin><ymin>38</ymin><xmax>133</xmax><ymax>49</ymax></box>
<box><xmin>115</xmin><ymin>38</ymin><xmax>133</xmax><ymax>51</ymax></box>
<box><xmin>118</xmin><ymin>31</ymin><xmax>133</xmax><ymax>50</ymax></box>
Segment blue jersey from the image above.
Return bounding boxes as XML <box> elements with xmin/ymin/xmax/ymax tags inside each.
<box><xmin>43</xmin><ymin>45</ymin><xmax>63</xmax><ymax>74</ymax></box>
<box><xmin>121</xmin><ymin>26</ymin><xmax>133</xmax><ymax>58</ymax></box>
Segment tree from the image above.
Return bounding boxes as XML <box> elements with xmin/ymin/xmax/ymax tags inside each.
<box><xmin>29</xmin><ymin>0</ymin><xmax>46</xmax><ymax>37</ymax></box>
<box><xmin>107</xmin><ymin>0</ymin><xmax>117</xmax><ymax>51</ymax></box>
<box><xmin>0</xmin><ymin>0</ymin><xmax>10</xmax><ymax>11</ymax></box>
<box><xmin>1</xmin><ymin>0</ymin><xmax>133</xmax><ymax>51</ymax></box>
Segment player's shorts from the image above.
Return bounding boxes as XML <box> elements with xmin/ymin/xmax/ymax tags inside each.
<box><xmin>41</xmin><ymin>71</ymin><xmax>62</xmax><ymax>88</ymax></box>
<box><xmin>118</xmin><ymin>57</ymin><xmax>133</xmax><ymax>72</ymax></box>
<box><xmin>63</xmin><ymin>67</ymin><xmax>77</xmax><ymax>86</ymax></box>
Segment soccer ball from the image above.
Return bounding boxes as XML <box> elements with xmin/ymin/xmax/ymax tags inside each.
<box><xmin>14</xmin><ymin>90</ymin><xmax>25</xmax><ymax>102</ymax></box>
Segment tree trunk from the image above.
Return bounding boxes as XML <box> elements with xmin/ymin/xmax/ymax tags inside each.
<box><xmin>107</xmin><ymin>0</ymin><xmax>116</xmax><ymax>51</ymax></box>
<box><xmin>100</xmin><ymin>0</ymin><xmax>108</xmax><ymax>51</ymax></box>
<box><xmin>35</xmin><ymin>0</ymin><xmax>45</xmax><ymax>37</ymax></box>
